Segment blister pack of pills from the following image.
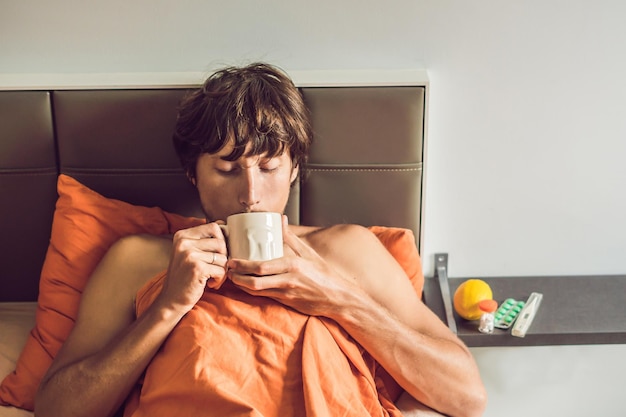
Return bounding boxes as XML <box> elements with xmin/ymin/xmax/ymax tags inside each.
<box><xmin>493</xmin><ymin>298</ymin><xmax>526</xmax><ymax>329</ymax></box>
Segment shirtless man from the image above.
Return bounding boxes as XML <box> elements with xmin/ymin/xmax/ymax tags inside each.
<box><xmin>34</xmin><ymin>63</ymin><xmax>486</xmax><ymax>417</ymax></box>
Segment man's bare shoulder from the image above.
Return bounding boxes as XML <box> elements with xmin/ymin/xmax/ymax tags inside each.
<box><xmin>46</xmin><ymin>234</ymin><xmax>174</xmax><ymax>381</ymax></box>
<box><xmin>108</xmin><ymin>233</ymin><xmax>173</xmax><ymax>261</ymax></box>
<box><xmin>104</xmin><ymin>234</ymin><xmax>172</xmax><ymax>287</ymax></box>
<box><xmin>291</xmin><ymin>224</ymin><xmax>382</xmax><ymax>260</ymax></box>
<box><xmin>81</xmin><ymin>233</ymin><xmax>173</xmax><ymax>308</ymax></box>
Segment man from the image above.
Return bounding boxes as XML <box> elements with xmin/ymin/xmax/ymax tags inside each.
<box><xmin>35</xmin><ymin>63</ymin><xmax>486</xmax><ymax>417</ymax></box>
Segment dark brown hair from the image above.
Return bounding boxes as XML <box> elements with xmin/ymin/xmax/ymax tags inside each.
<box><xmin>173</xmin><ymin>62</ymin><xmax>312</xmax><ymax>181</ymax></box>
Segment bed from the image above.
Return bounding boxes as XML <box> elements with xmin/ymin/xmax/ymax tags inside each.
<box><xmin>0</xmin><ymin>74</ymin><xmax>427</xmax><ymax>416</ymax></box>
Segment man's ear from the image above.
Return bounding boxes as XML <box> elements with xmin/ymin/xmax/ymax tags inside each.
<box><xmin>187</xmin><ymin>172</ymin><xmax>197</xmax><ymax>186</ymax></box>
<box><xmin>290</xmin><ymin>164</ymin><xmax>299</xmax><ymax>184</ymax></box>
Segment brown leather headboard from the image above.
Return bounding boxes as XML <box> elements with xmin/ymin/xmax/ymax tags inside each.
<box><xmin>0</xmin><ymin>85</ymin><xmax>425</xmax><ymax>302</ymax></box>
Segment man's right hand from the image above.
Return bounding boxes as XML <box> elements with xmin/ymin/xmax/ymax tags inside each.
<box><xmin>159</xmin><ymin>222</ymin><xmax>229</xmax><ymax>313</ymax></box>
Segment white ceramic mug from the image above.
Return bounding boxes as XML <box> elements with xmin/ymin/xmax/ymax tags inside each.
<box><xmin>219</xmin><ymin>212</ymin><xmax>284</xmax><ymax>261</ymax></box>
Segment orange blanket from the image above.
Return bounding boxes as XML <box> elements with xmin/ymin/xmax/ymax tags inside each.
<box><xmin>124</xmin><ymin>272</ymin><xmax>403</xmax><ymax>417</ymax></box>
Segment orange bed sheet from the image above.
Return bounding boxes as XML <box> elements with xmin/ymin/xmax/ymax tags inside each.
<box><xmin>125</xmin><ymin>272</ymin><xmax>403</xmax><ymax>417</ymax></box>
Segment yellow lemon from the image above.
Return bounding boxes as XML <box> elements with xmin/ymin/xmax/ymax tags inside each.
<box><xmin>453</xmin><ymin>279</ymin><xmax>493</xmax><ymax>320</ymax></box>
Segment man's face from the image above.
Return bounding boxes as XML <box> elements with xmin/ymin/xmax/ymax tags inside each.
<box><xmin>194</xmin><ymin>142</ymin><xmax>298</xmax><ymax>221</ymax></box>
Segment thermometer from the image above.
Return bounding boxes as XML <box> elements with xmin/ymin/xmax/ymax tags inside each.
<box><xmin>511</xmin><ymin>292</ymin><xmax>543</xmax><ymax>338</ymax></box>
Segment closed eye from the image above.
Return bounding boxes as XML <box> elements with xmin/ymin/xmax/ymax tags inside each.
<box><xmin>260</xmin><ymin>158</ymin><xmax>280</xmax><ymax>173</ymax></box>
<box><xmin>216</xmin><ymin>166</ymin><xmax>239</xmax><ymax>175</ymax></box>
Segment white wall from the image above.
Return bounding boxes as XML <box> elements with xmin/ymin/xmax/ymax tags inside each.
<box><xmin>418</xmin><ymin>1</ymin><xmax>626</xmax><ymax>278</ymax></box>
<box><xmin>2</xmin><ymin>1</ymin><xmax>625</xmax><ymax>415</ymax></box>
<box><xmin>474</xmin><ymin>344</ymin><xmax>626</xmax><ymax>416</ymax></box>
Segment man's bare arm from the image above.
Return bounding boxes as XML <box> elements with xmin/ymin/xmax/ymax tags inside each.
<box><xmin>35</xmin><ymin>223</ymin><xmax>230</xmax><ymax>417</ymax></box>
<box><xmin>325</xmin><ymin>226</ymin><xmax>486</xmax><ymax>417</ymax></box>
<box><xmin>34</xmin><ymin>235</ymin><xmax>180</xmax><ymax>417</ymax></box>
<box><xmin>396</xmin><ymin>391</ymin><xmax>448</xmax><ymax>417</ymax></box>
<box><xmin>228</xmin><ymin>222</ymin><xmax>487</xmax><ymax>417</ymax></box>
<box><xmin>332</xmin><ymin>275</ymin><xmax>486</xmax><ymax>417</ymax></box>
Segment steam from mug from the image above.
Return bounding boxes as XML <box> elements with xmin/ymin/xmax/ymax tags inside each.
<box><xmin>219</xmin><ymin>212</ymin><xmax>283</xmax><ymax>261</ymax></box>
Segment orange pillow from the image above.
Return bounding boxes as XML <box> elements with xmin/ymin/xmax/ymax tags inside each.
<box><xmin>0</xmin><ymin>174</ymin><xmax>423</xmax><ymax>411</ymax></box>
<box><xmin>0</xmin><ymin>175</ymin><xmax>203</xmax><ymax>410</ymax></box>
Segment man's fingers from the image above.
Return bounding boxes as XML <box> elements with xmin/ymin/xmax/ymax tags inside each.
<box><xmin>206</xmin><ymin>251</ymin><xmax>227</xmax><ymax>267</ymax></box>
<box><xmin>228</xmin><ymin>270</ymin><xmax>283</xmax><ymax>292</ymax></box>
<box><xmin>173</xmin><ymin>222</ymin><xmax>228</xmax><ymax>257</ymax></box>
<box><xmin>227</xmin><ymin>258</ymin><xmax>286</xmax><ymax>276</ymax></box>
<box><xmin>205</xmin><ymin>272</ymin><xmax>228</xmax><ymax>289</ymax></box>
<box><xmin>175</xmin><ymin>222</ymin><xmax>225</xmax><ymax>240</ymax></box>
<box><xmin>178</xmin><ymin>238</ymin><xmax>227</xmax><ymax>256</ymax></box>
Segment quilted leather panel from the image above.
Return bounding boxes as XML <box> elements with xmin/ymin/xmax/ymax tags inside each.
<box><xmin>0</xmin><ymin>91</ymin><xmax>57</xmax><ymax>301</ymax></box>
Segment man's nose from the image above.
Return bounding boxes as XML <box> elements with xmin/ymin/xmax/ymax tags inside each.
<box><xmin>239</xmin><ymin>170</ymin><xmax>260</xmax><ymax>210</ymax></box>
